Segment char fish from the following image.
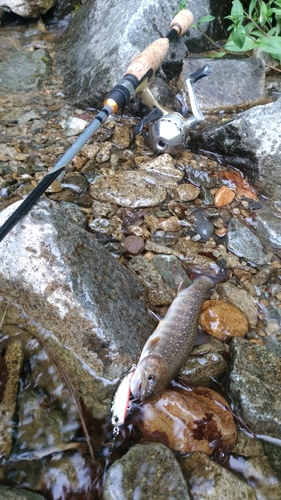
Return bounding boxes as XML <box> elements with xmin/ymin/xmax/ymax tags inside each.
<box><xmin>130</xmin><ymin>264</ymin><xmax>228</xmax><ymax>402</ymax></box>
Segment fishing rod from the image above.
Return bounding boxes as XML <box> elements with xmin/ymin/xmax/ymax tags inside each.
<box><xmin>0</xmin><ymin>9</ymin><xmax>194</xmax><ymax>242</ymax></box>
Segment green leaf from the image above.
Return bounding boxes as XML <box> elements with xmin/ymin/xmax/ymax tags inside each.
<box><xmin>258</xmin><ymin>34</ymin><xmax>281</xmax><ymax>58</ymax></box>
<box><xmin>249</xmin><ymin>0</ymin><xmax>258</xmax><ymax>17</ymax></box>
<box><xmin>206</xmin><ymin>51</ymin><xmax>227</xmax><ymax>58</ymax></box>
<box><xmin>197</xmin><ymin>15</ymin><xmax>216</xmax><ymax>24</ymax></box>
<box><xmin>231</xmin><ymin>24</ymin><xmax>246</xmax><ymax>48</ymax></box>
<box><xmin>230</xmin><ymin>0</ymin><xmax>244</xmax><ymax>24</ymax></box>
<box><xmin>224</xmin><ymin>37</ymin><xmax>257</xmax><ymax>52</ymax></box>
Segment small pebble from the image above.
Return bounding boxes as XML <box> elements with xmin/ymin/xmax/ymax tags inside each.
<box><xmin>214</xmin><ymin>186</ymin><xmax>236</xmax><ymax>207</ymax></box>
<box><xmin>123</xmin><ymin>235</ymin><xmax>145</xmax><ymax>255</ymax></box>
<box><xmin>174</xmin><ymin>183</ymin><xmax>200</xmax><ymax>202</ymax></box>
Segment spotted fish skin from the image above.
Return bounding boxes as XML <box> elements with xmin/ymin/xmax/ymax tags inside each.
<box><xmin>130</xmin><ymin>265</ymin><xmax>228</xmax><ymax>402</ymax></box>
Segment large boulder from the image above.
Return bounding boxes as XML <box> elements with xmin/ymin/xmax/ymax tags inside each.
<box><xmin>0</xmin><ymin>0</ymin><xmax>56</xmax><ymax>18</ymax></box>
<box><xmin>190</xmin><ymin>97</ymin><xmax>281</xmax><ymax>200</ymax></box>
<box><xmin>0</xmin><ymin>198</ymin><xmax>155</xmax><ymax>418</ymax></box>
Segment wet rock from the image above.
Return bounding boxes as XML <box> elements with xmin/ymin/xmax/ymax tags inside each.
<box><xmin>139</xmin><ymin>154</ymin><xmax>184</xmax><ymax>185</ymax></box>
<box><xmin>152</xmin><ymin>254</ymin><xmax>191</xmax><ymax>291</ymax></box>
<box><xmin>181</xmin><ymin>452</ymin><xmax>257</xmax><ymax>500</ymax></box>
<box><xmin>1</xmin><ymin>0</ymin><xmax>56</xmax><ymax>17</ymax></box>
<box><xmin>0</xmin><ymin>486</ymin><xmax>45</xmax><ymax>499</ymax></box>
<box><xmin>138</xmin><ymin>386</ymin><xmax>237</xmax><ymax>454</ymax></box>
<box><xmin>103</xmin><ymin>443</ymin><xmax>190</xmax><ymax>500</ymax></box>
<box><xmin>127</xmin><ymin>255</ymin><xmax>176</xmax><ymax>306</ymax></box>
<box><xmin>226</xmin><ymin>218</ymin><xmax>268</xmax><ymax>266</ymax></box>
<box><xmin>190</xmin><ymin>97</ymin><xmax>281</xmax><ymax>200</ymax></box>
<box><xmin>123</xmin><ymin>235</ymin><xmax>145</xmax><ymax>255</ymax></box>
<box><xmin>199</xmin><ymin>300</ymin><xmax>248</xmax><ymax>342</ymax></box>
<box><xmin>96</xmin><ymin>142</ymin><xmax>112</xmax><ymax>163</ymax></box>
<box><xmin>59</xmin><ymin>0</ymin><xmax>188</xmax><ymax>108</ymax></box>
<box><xmin>254</xmin><ymin>207</ymin><xmax>281</xmax><ymax>248</ymax></box>
<box><xmin>192</xmin><ymin>208</ymin><xmax>214</xmax><ymax>241</ymax></box>
<box><xmin>228</xmin><ymin>338</ymin><xmax>281</xmax><ymax>437</ymax></box>
<box><xmin>179</xmin><ymin>57</ymin><xmax>265</xmax><ymax>113</ymax></box>
<box><xmin>174</xmin><ymin>183</ymin><xmax>200</xmax><ymax>202</ymax></box>
<box><xmin>185</xmin><ymin>164</ymin><xmax>219</xmax><ymax>189</ymax></box>
<box><xmin>90</xmin><ymin>170</ymin><xmax>166</xmax><ymax>208</ymax></box>
<box><xmin>229</xmin><ymin>454</ymin><xmax>281</xmax><ymax>500</ymax></box>
<box><xmin>0</xmin><ymin>49</ymin><xmax>51</xmax><ymax>91</ymax></box>
<box><xmin>217</xmin><ymin>282</ymin><xmax>258</xmax><ymax>328</ymax></box>
<box><xmin>0</xmin><ymin>198</ymin><xmax>155</xmax><ymax>418</ymax></box>
<box><xmin>214</xmin><ymin>186</ymin><xmax>235</xmax><ymax>208</ymax></box>
<box><xmin>179</xmin><ymin>338</ymin><xmax>228</xmax><ymax>386</ymax></box>
<box><xmin>112</xmin><ymin>124</ymin><xmax>131</xmax><ymax>149</ymax></box>
<box><xmin>0</xmin><ymin>340</ymin><xmax>24</xmax><ymax>459</ymax></box>
<box><xmin>61</xmin><ymin>172</ymin><xmax>89</xmax><ymax>194</ymax></box>
<box><xmin>232</xmin><ymin>430</ymin><xmax>264</xmax><ymax>458</ymax></box>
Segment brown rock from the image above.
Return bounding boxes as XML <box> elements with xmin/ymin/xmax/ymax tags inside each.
<box><xmin>174</xmin><ymin>183</ymin><xmax>200</xmax><ymax>202</ymax></box>
<box><xmin>137</xmin><ymin>386</ymin><xmax>237</xmax><ymax>454</ymax></box>
<box><xmin>214</xmin><ymin>186</ymin><xmax>236</xmax><ymax>208</ymax></box>
<box><xmin>199</xmin><ymin>300</ymin><xmax>249</xmax><ymax>342</ymax></box>
<box><xmin>159</xmin><ymin>216</ymin><xmax>181</xmax><ymax>232</ymax></box>
<box><xmin>123</xmin><ymin>235</ymin><xmax>145</xmax><ymax>255</ymax></box>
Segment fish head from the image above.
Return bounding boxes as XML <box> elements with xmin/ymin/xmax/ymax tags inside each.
<box><xmin>130</xmin><ymin>354</ymin><xmax>170</xmax><ymax>403</ymax></box>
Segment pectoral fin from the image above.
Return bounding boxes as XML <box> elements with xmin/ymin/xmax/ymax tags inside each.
<box><xmin>140</xmin><ymin>334</ymin><xmax>161</xmax><ymax>359</ymax></box>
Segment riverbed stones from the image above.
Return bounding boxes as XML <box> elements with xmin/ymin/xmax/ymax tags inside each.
<box><xmin>103</xmin><ymin>443</ymin><xmax>190</xmax><ymax>500</ymax></box>
<box><xmin>0</xmin><ymin>198</ymin><xmax>155</xmax><ymax>418</ymax></box>
<box><xmin>190</xmin><ymin>97</ymin><xmax>281</xmax><ymax>200</ymax></box>
<box><xmin>226</xmin><ymin>218</ymin><xmax>268</xmax><ymax>266</ymax></box>
<box><xmin>254</xmin><ymin>207</ymin><xmax>281</xmax><ymax>249</ymax></box>
<box><xmin>228</xmin><ymin>338</ymin><xmax>281</xmax><ymax>437</ymax></box>
<box><xmin>90</xmin><ymin>170</ymin><xmax>166</xmax><ymax>207</ymax></box>
<box><xmin>217</xmin><ymin>282</ymin><xmax>258</xmax><ymax>328</ymax></box>
<box><xmin>138</xmin><ymin>387</ymin><xmax>237</xmax><ymax>454</ymax></box>
<box><xmin>199</xmin><ymin>300</ymin><xmax>248</xmax><ymax>341</ymax></box>
<box><xmin>181</xmin><ymin>452</ymin><xmax>257</xmax><ymax>500</ymax></box>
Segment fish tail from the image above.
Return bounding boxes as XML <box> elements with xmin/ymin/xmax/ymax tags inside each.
<box><xmin>181</xmin><ymin>260</ymin><xmax>229</xmax><ymax>284</ymax></box>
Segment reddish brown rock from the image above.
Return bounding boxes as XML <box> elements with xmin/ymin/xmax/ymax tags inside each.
<box><xmin>137</xmin><ymin>386</ymin><xmax>237</xmax><ymax>454</ymax></box>
<box><xmin>123</xmin><ymin>235</ymin><xmax>145</xmax><ymax>255</ymax></box>
<box><xmin>199</xmin><ymin>300</ymin><xmax>248</xmax><ymax>342</ymax></box>
<box><xmin>214</xmin><ymin>186</ymin><xmax>235</xmax><ymax>208</ymax></box>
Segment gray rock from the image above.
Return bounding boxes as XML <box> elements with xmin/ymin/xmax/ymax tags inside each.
<box><xmin>228</xmin><ymin>338</ymin><xmax>281</xmax><ymax>437</ymax></box>
<box><xmin>190</xmin><ymin>98</ymin><xmax>281</xmax><ymax>200</ymax></box>
<box><xmin>103</xmin><ymin>442</ymin><xmax>190</xmax><ymax>500</ymax></box>
<box><xmin>179</xmin><ymin>57</ymin><xmax>265</xmax><ymax>113</ymax></box>
<box><xmin>59</xmin><ymin>201</ymin><xmax>87</xmax><ymax>228</ymax></box>
<box><xmin>0</xmin><ymin>0</ymin><xmax>55</xmax><ymax>17</ymax></box>
<box><xmin>90</xmin><ymin>171</ymin><xmax>166</xmax><ymax>208</ymax></box>
<box><xmin>179</xmin><ymin>338</ymin><xmax>228</xmax><ymax>386</ymax></box>
<box><xmin>0</xmin><ymin>48</ymin><xmax>51</xmax><ymax>90</ymax></box>
<box><xmin>236</xmin><ymin>455</ymin><xmax>281</xmax><ymax>500</ymax></box>
<box><xmin>0</xmin><ymin>486</ymin><xmax>45</xmax><ymax>499</ymax></box>
<box><xmin>225</xmin><ymin>218</ymin><xmax>268</xmax><ymax>266</ymax></box>
<box><xmin>192</xmin><ymin>208</ymin><xmax>214</xmax><ymax>241</ymax></box>
<box><xmin>0</xmin><ymin>198</ymin><xmax>155</xmax><ymax>418</ymax></box>
<box><xmin>254</xmin><ymin>208</ymin><xmax>281</xmax><ymax>249</ymax></box>
<box><xmin>127</xmin><ymin>255</ymin><xmax>176</xmax><ymax>306</ymax></box>
<box><xmin>61</xmin><ymin>172</ymin><xmax>89</xmax><ymax>194</ymax></box>
<box><xmin>59</xmin><ymin>0</ymin><xmax>188</xmax><ymax>108</ymax></box>
<box><xmin>181</xmin><ymin>452</ymin><xmax>257</xmax><ymax>500</ymax></box>
<box><xmin>152</xmin><ymin>253</ymin><xmax>191</xmax><ymax>290</ymax></box>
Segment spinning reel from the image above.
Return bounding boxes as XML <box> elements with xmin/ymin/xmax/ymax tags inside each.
<box><xmin>135</xmin><ymin>64</ymin><xmax>212</xmax><ymax>155</ymax></box>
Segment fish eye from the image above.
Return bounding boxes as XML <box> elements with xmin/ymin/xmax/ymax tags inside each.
<box><xmin>147</xmin><ymin>374</ymin><xmax>155</xmax><ymax>383</ymax></box>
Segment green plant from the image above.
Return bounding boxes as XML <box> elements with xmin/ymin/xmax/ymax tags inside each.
<box><xmin>225</xmin><ymin>0</ymin><xmax>281</xmax><ymax>63</ymax></box>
